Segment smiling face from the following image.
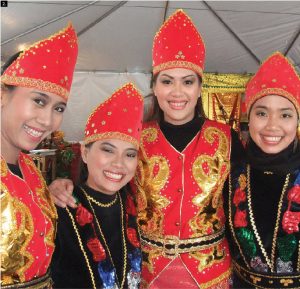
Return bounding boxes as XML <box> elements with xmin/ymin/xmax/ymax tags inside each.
<box><xmin>153</xmin><ymin>68</ymin><xmax>202</xmax><ymax>125</ymax></box>
<box><xmin>248</xmin><ymin>94</ymin><xmax>298</xmax><ymax>154</ymax></box>
<box><xmin>81</xmin><ymin>138</ymin><xmax>138</xmax><ymax>195</ymax></box>
<box><xmin>1</xmin><ymin>86</ymin><xmax>66</xmax><ymax>163</ymax></box>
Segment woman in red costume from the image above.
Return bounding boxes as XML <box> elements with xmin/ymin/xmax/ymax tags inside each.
<box><xmin>49</xmin><ymin>9</ymin><xmax>245</xmax><ymax>289</ymax></box>
<box><xmin>225</xmin><ymin>52</ymin><xmax>300</xmax><ymax>288</ymax></box>
<box><xmin>1</xmin><ymin>23</ymin><xmax>78</xmax><ymax>288</ymax></box>
<box><xmin>132</xmin><ymin>9</ymin><xmax>244</xmax><ymax>289</ymax></box>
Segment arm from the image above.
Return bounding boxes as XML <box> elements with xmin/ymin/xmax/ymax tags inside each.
<box><xmin>48</xmin><ymin>178</ymin><xmax>77</xmax><ymax>208</ymax></box>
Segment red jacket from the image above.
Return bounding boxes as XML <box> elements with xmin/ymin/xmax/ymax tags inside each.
<box><xmin>1</xmin><ymin>153</ymin><xmax>57</xmax><ymax>286</ymax></box>
<box><xmin>133</xmin><ymin>120</ymin><xmax>232</xmax><ymax>288</ymax></box>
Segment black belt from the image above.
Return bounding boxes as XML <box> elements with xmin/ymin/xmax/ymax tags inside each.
<box><xmin>1</xmin><ymin>271</ymin><xmax>52</xmax><ymax>289</ymax></box>
<box><xmin>233</xmin><ymin>260</ymin><xmax>300</xmax><ymax>289</ymax></box>
<box><xmin>141</xmin><ymin>227</ymin><xmax>225</xmax><ymax>258</ymax></box>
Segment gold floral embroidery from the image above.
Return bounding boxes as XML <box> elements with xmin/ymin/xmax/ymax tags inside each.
<box><xmin>190</xmin><ymin>127</ymin><xmax>230</xmax><ymax>236</ymax></box>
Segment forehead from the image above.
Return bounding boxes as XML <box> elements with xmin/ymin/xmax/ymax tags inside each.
<box><xmin>252</xmin><ymin>94</ymin><xmax>296</xmax><ymax>110</ymax></box>
<box><xmin>158</xmin><ymin>67</ymin><xmax>197</xmax><ymax>77</ymax></box>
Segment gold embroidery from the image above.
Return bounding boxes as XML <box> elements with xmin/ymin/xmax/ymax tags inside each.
<box><xmin>1</xmin><ymin>75</ymin><xmax>69</xmax><ymax>101</ymax></box>
<box><xmin>135</xmin><ymin>127</ymin><xmax>170</xmax><ymax>236</ymax></box>
<box><xmin>153</xmin><ymin>60</ymin><xmax>203</xmax><ymax>78</ymax></box>
<box><xmin>190</xmin><ymin>242</ymin><xmax>225</xmax><ymax>272</ymax></box>
<box><xmin>190</xmin><ymin>127</ymin><xmax>229</xmax><ymax>236</ymax></box>
<box><xmin>84</xmin><ymin>132</ymin><xmax>139</xmax><ymax>148</ymax></box>
<box><xmin>140</xmin><ymin>244</ymin><xmax>161</xmax><ymax>273</ymax></box>
<box><xmin>200</xmin><ymin>267</ymin><xmax>232</xmax><ymax>289</ymax></box>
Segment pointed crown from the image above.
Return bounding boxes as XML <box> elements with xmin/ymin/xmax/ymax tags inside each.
<box><xmin>152</xmin><ymin>9</ymin><xmax>206</xmax><ymax>78</ymax></box>
<box><xmin>84</xmin><ymin>83</ymin><xmax>144</xmax><ymax>148</ymax></box>
<box><xmin>245</xmin><ymin>52</ymin><xmax>300</xmax><ymax>114</ymax></box>
<box><xmin>1</xmin><ymin>23</ymin><xmax>78</xmax><ymax>101</ymax></box>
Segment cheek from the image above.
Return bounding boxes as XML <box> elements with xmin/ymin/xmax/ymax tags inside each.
<box><xmin>127</xmin><ymin>159</ymin><xmax>138</xmax><ymax>176</ymax></box>
<box><xmin>52</xmin><ymin>113</ymin><xmax>64</xmax><ymax>131</ymax></box>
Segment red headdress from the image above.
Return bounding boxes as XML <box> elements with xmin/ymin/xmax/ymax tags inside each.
<box><xmin>84</xmin><ymin>83</ymin><xmax>144</xmax><ymax>148</ymax></box>
<box><xmin>1</xmin><ymin>23</ymin><xmax>78</xmax><ymax>101</ymax></box>
<box><xmin>152</xmin><ymin>9</ymin><xmax>206</xmax><ymax>78</ymax></box>
<box><xmin>245</xmin><ymin>52</ymin><xmax>300</xmax><ymax>114</ymax></box>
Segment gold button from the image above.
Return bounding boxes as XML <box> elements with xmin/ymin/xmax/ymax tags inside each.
<box><xmin>177</xmin><ymin>188</ymin><xmax>182</xmax><ymax>193</ymax></box>
<box><xmin>178</xmin><ymin>155</ymin><xmax>183</xmax><ymax>160</ymax></box>
<box><xmin>175</xmin><ymin>222</ymin><xmax>180</xmax><ymax>226</ymax></box>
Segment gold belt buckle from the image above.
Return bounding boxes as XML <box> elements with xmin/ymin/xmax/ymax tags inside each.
<box><xmin>162</xmin><ymin>235</ymin><xmax>180</xmax><ymax>258</ymax></box>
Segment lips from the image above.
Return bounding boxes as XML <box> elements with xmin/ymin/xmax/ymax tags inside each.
<box><xmin>23</xmin><ymin>124</ymin><xmax>44</xmax><ymax>139</ymax></box>
<box><xmin>103</xmin><ymin>170</ymin><xmax>123</xmax><ymax>182</ymax></box>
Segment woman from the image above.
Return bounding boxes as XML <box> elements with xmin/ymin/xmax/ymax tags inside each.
<box><xmin>49</xmin><ymin>9</ymin><xmax>244</xmax><ymax>288</ymax></box>
<box><xmin>225</xmin><ymin>52</ymin><xmax>300</xmax><ymax>288</ymax></box>
<box><xmin>51</xmin><ymin>83</ymin><xmax>143</xmax><ymax>289</ymax></box>
<box><xmin>1</xmin><ymin>23</ymin><xmax>78</xmax><ymax>288</ymax></box>
<box><xmin>131</xmin><ymin>9</ymin><xmax>244</xmax><ymax>289</ymax></box>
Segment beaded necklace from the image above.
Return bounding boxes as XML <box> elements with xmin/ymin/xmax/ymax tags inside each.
<box><xmin>83</xmin><ymin>188</ymin><xmax>127</xmax><ymax>289</ymax></box>
<box><xmin>228</xmin><ymin>164</ymin><xmax>298</xmax><ymax>273</ymax></box>
<box><xmin>66</xmin><ymin>187</ymin><xmax>127</xmax><ymax>289</ymax></box>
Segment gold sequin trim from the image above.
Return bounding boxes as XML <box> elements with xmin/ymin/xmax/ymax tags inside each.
<box><xmin>246</xmin><ymin>88</ymin><xmax>300</xmax><ymax>113</ymax></box>
<box><xmin>200</xmin><ymin>266</ymin><xmax>232</xmax><ymax>289</ymax></box>
<box><xmin>153</xmin><ymin>60</ymin><xmax>203</xmax><ymax>77</ymax></box>
<box><xmin>1</xmin><ymin>75</ymin><xmax>69</xmax><ymax>100</ymax></box>
<box><xmin>84</xmin><ymin>131</ymin><xmax>139</xmax><ymax>148</ymax></box>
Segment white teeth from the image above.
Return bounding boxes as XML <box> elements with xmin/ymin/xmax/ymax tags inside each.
<box><xmin>104</xmin><ymin>171</ymin><xmax>122</xmax><ymax>180</ymax></box>
<box><xmin>264</xmin><ymin>136</ymin><xmax>281</xmax><ymax>142</ymax></box>
<box><xmin>23</xmin><ymin>125</ymin><xmax>43</xmax><ymax>138</ymax></box>
<box><xmin>170</xmin><ymin>102</ymin><xmax>186</xmax><ymax>107</ymax></box>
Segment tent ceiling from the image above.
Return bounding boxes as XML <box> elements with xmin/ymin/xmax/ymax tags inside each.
<box><xmin>2</xmin><ymin>1</ymin><xmax>300</xmax><ymax>74</ymax></box>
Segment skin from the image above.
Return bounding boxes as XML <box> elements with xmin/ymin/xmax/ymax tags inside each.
<box><xmin>81</xmin><ymin>138</ymin><xmax>138</xmax><ymax>195</ymax></box>
<box><xmin>153</xmin><ymin>68</ymin><xmax>202</xmax><ymax>125</ymax></box>
<box><xmin>1</xmin><ymin>86</ymin><xmax>66</xmax><ymax>164</ymax></box>
<box><xmin>248</xmin><ymin>94</ymin><xmax>298</xmax><ymax>154</ymax></box>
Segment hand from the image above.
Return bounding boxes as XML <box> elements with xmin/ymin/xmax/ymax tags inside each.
<box><xmin>48</xmin><ymin>178</ymin><xmax>77</xmax><ymax>208</ymax></box>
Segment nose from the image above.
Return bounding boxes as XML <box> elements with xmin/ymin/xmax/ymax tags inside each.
<box><xmin>112</xmin><ymin>153</ymin><xmax>124</xmax><ymax>168</ymax></box>
<box><xmin>171</xmin><ymin>82</ymin><xmax>183</xmax><ymax>98</ymax></box>
<box><xmin>265</xmin><ymin>115</ymin><xmax>278</xmax><ymax>130</ymax></box>
<box><xmin>36</xmin><ymin>107</ymin><xmax>52</xmax><ymax>128</ymax></box>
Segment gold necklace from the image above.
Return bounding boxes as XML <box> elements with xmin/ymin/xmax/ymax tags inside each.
<box><xmin>247</xmin><ymin>164</ymin><xmax>290</xmax><ymax>272</ymax></box>
<box><xmin>86</xmin><ymin>192</ymin><xmax>118</xmax><ymax>207</ymax></box>
<box><xmin>66</xmin><ymin>207</ymin><xmax>97</xmax><ymax>289</ymax></box>
<box><xmin>82</xmin><ymin>187</ymin><xmax>127</xmax><ymax>289</ymax></box>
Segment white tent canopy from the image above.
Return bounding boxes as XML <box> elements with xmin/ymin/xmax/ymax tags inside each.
<box><xmin>2</xmin><ymin>1</ymin><xmax>300</xmax><ymax>141</ymax></box>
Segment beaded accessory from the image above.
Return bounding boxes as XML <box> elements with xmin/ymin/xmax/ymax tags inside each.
<box><xmin>229</xmin><ymin>164</ymin><xmax>300</xmax><ymax>274</ymax></box>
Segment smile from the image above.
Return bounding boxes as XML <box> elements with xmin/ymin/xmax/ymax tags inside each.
<box><xmin>168</xmin><ymin>101</ymin><xmax>187</xmax><ymax>110</ymax></box>
<box><xmin>262</xmin><ymin>136</ymin><xmax>282</xmax><ymax>143</ymax></box>
<box><xmin>23</xmin><ymin>125</ymin><xmax>44</xmax><ymax>138</ymax></box>
<box><xmin>103</xmin><ymin>171</ymin><xmax>123</xmax><ymax>181</ymax></box>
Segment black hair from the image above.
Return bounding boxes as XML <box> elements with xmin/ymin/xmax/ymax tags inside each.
<box><xmin>144</xmin><ymin>71</ymin><xmax>206</xmax><ymax>122</ymax></box>
<box><xmin>1</xmin><ymin>51</ymin><xmax>23</xmax><ymax>92</ymax></box>
<box><xmin>77</xmin><ymin>142</ymin><xmax>93</xmax><ymax>185</ymax></box>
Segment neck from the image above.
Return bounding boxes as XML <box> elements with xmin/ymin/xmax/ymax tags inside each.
<box><xmin>1</xmin><ymin>136</ymin><xmax>20</xmax><ymax>164</ymax></box>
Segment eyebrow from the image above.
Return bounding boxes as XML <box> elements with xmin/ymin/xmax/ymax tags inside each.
<box><xmin>31</xmin><ymin>90</ymin><xmax>67</xmax><ymax>106</ymax></box>
<box><xmin>101</xmin><ymin>142</ymin><xmax>138</xmax><ymax>152</ymax></box>
<box><xmin>254</xmin><ymin>105</ymin><xmax>294</xmax><ymax>111</ymax></box>
<box><xmin>160</xmin><ymin>73</ymin><xmax>196</xmax><ymax>79</ymax></box>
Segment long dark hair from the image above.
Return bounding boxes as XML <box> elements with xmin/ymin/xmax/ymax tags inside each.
<box><xmin>144</xmin><ymin>71</ymin><xmax>206</xmax><ymax>123</ymax></box>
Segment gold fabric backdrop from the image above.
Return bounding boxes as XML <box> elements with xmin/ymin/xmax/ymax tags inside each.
<box><xmin>201</xmin><ymin>73</ymin><xmax>252</xmax><ymax>131</ymax></box>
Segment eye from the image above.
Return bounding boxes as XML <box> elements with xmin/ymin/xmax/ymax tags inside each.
<box><xmin>255</xmin><ymin>111</ymin><xmax>267</xmax><ymax>117</ymax></box>
<box><xmin>34</xmin><ymin>98</ymin><xmax>46</xmax><ymax>106</ymax></box>
<box><xmin>101</xmin><ymin>147</ymin><xmax>113</xmax><ymax>154</ymax></box>
<box><xmin>161</xmin><ymin>79</ymin><xmax>171</xmax><ymax>85</ymax></box>
<box><xmin>127</xmin><ymin>151</ymin><xmax>137</xmax><ymax>158</ymax></box>
<box><xmin>184</xmin><ymin>79</ymin><xmax>194</xmax><ymax>85</ymax></box>
<box><xmin>55</xmin><ymin>106</ymin><xmax>65</xmax><ymax>113</ymax></box>
<box><xmin>282</xmin><ymin>113</ymin><xmax>293</xmax><ymax>119</ymax></box>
